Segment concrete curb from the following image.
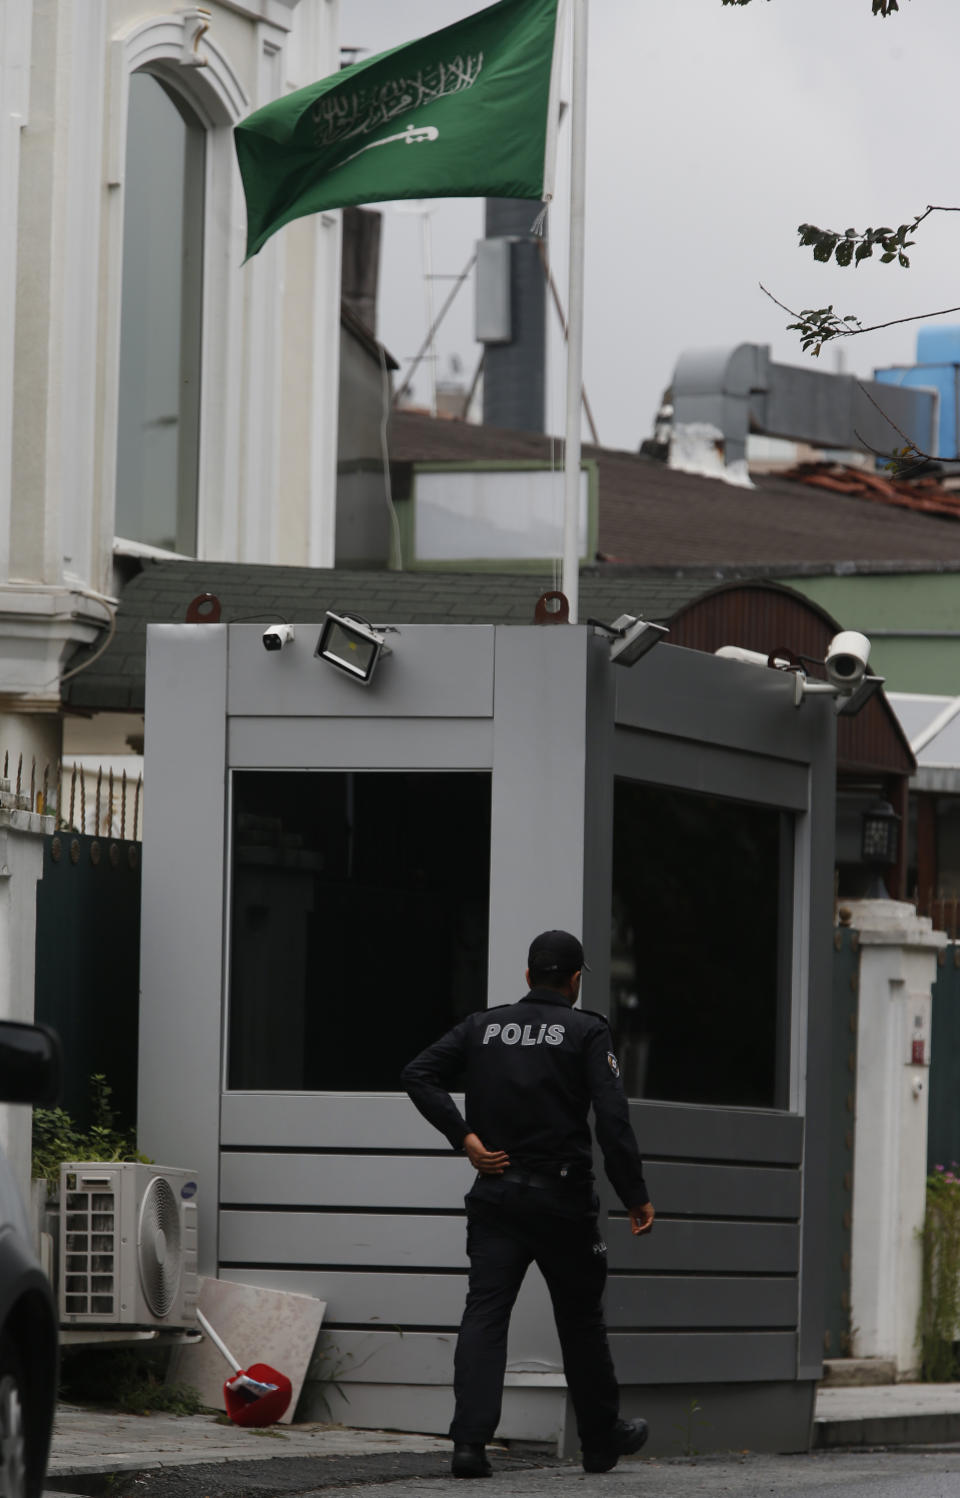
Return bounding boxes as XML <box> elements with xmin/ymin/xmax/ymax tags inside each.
<box><xmin>814</xmin><ymin>1382</ymin><xmax>960</xmax><ymax>1449</ymax></box>
<box><xmin>814</xmin><ymin>1412</ymin><xmax>960</xmax><ymax>1448</ymax></box>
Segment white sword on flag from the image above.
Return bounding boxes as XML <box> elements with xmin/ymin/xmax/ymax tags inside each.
<box><xmin>561</xmin><ymin>0</ymin><xmax>587</xmax><ymax>624</ymax></box>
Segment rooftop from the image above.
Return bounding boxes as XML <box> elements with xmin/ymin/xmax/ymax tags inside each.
<box><xmin>390</xmin><ymin>410</ymin><xmax>960</xmax><ymax>568</ymax></box>
<box><xmin>62</xmin><ymin>561</ymin><xmax>725</xmax><ymax>713</ymax></box>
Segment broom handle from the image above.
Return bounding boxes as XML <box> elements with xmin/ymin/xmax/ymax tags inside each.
<box><xmin>196</xmin><ymin>1310</ymin><xmax>242</xmax><ymax>1373</ymax></box>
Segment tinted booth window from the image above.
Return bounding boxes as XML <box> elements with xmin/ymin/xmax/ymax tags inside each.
<box><xmin>611</xmin><ymin>780</ymin><xmax>792</xmax><ymax>1109</ymax></box>
<box><xmin>228</xmin><ymin>772</ymin><xmax>491</xmax><ymax>1091</ymax></box>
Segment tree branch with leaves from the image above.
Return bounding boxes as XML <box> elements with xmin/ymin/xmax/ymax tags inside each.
<box><xmin>796</xmin><ymin>207</ymin><xmax>960</xmax><ymax>274</ymax></box>
<box><xmin>722</xmin><ymin>0</ymin><xmax>906</xmax><ymax>15</ymax></box>
<box><xmin>721</xmin><ymin>0</ymin><xmax>960</xmax><ymax>363</ymax></box>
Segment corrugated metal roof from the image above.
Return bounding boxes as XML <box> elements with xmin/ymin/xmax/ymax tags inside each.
<box><xmin>889</xmin><ymin>692</ymin><xmax>960</xmax><ymax>770</ymax></box>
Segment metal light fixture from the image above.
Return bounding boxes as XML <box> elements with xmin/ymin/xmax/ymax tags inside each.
<box><xmin>861</xmin><ymin>798</ymin><xmax>901</xmax><ymax>898</ymax></box>
<box><xmin>589</xmin><ymin>614</ymin><xmax>669</xmax><ymax>666</ymax></box>
<box><xmin>315</xmin><ymin>611</ymin><xmax>392</xmax><ymax>685</ymax></box>
<box><xmin>835</xmin><ymin>675</ymin><xmax>885</xmax><ymax>717</ymax></box>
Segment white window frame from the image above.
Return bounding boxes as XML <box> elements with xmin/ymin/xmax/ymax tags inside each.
<box><xmin>104</xmin><ymin>14</ymin><xmax>251</xmax><ymax>564</ymax></box>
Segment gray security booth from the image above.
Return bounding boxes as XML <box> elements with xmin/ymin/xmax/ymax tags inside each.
<box><xmin>140</xmin><ymin>621</ymin><xmax>835</xmax><ymax>1455</ymax></box>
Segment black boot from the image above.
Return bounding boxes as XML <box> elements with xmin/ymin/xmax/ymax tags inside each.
<box><xmin>451</xmin><ymin>1443</ymin><xmax>492</xmax><ymax>1478</ymax></box>
<box><xmin>582</xmin><ymin>1416</ymin><xmax>649</xmax><ymax>1473</ymax></box>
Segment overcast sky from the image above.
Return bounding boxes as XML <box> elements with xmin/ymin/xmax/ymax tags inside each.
<box><xmin>344</xmin><ymin>0</ymin><xmax>960</xmax><ymax>454</ymax></box>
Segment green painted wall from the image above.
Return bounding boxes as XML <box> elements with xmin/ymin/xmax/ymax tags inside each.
<box><xmin>784</xmin><ymin>574</ymin><xmax>960</xmax><ymax>695</ymax></box>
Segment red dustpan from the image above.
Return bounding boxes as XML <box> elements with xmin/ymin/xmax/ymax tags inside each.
<box><xmin>196</xmin><ymin>1309</ymin><xmax>293</xmax><ymax>1427</ymax></box>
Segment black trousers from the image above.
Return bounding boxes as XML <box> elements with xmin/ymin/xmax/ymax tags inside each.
<box><xmin>450</xmin><ymin>1174</ymin><xmax>619</xmax><ymax>1448</ymax></box>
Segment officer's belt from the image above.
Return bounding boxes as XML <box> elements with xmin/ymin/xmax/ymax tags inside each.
<box><xmin>499</xmin><ymin>1166</ymin><xmax>587</xmax><ymax>1190</ymax></box>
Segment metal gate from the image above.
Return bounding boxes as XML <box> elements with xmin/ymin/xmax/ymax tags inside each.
<box><xmin>928</xmin><ymin>942</ymin><xmax>960</xmax><ymax>1173</ymax></box>
<box><xmin>824</xmin><ymin>923</ymin><xmax>859</xmax><ymax>1359</ymax></box>
<box><xmin>34</xmin><ymin>830</ymin><xmax>142</xmax><ymax>1131</ymax></box>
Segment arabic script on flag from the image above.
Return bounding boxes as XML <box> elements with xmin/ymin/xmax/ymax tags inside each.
<box><xmin>312</xmin><ymin>53</ymin><xmax>485</xmax><ymax>149</ymax></box>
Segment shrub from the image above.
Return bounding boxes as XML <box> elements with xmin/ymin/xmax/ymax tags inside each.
<box><xmin>919</xmin><ymin>1165</ymin><xmax>960</xmax><ymax>1381</ymax></box>
<box><xmin>32</xmin><ymin>1074</ymin><xmax>148</xmax><ymax>1187</ymax></box>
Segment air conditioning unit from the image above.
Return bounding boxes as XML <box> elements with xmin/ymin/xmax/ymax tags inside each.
<box><xmin>59</xmin><ymin>1162</ymin><xmax>199</xmax><ymax>1329</ymax></box>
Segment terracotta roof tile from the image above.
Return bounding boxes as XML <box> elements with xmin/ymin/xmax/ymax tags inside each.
<box><xmin>782</xmin><ymin>462</ymin><xmax>960</xmax><ymax>521</ymax></box>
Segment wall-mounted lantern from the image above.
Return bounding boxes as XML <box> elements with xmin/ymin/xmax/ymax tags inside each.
<box><xmin>861</xmin><ymin>799</ymin><xmax>901</xmax><ymax>898</ymax></box>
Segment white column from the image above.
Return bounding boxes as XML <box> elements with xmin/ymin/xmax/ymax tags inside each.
<box><xmin>0</xmin><ymin>778</ymin><xmax>54</xmax><ymax>1204</ymax></box>
<box><xmin>11</xmin><ymin>0</ymin><xmax>107</xmax><ymax>590</ymax></box>
<box><xmin>0</xmin><ymin>0</ymin><xmax>33</xmax><ymax>584</ymax></box>
<box><xmin>845</xmin><ymin>898</ymin><xmax>945</xmax><ymax>1376</ymax></box>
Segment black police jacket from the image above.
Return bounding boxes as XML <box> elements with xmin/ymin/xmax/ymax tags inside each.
<box><xmin>401</xmin><ymin>987</ymin><xmax>649</xmax><ymax>1210</ymax></box>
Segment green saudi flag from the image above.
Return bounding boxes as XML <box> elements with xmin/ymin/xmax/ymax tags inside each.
<box><xmin>235</xmin><ymin>0</ymin><xmax>566</xmax><ymax>259</ymax></box>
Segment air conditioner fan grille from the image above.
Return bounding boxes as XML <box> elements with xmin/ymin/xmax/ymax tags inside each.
<box><xmin>137</xmin><ymin>1176</ymin><xmax>182</xmax><ymax>1318</ymax></box>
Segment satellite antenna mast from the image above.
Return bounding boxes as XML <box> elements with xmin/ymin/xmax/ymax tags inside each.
<box><xmin>395</xmin><ymin>201</ymin><xmax>439</xmax><ymax>418</ymax></box>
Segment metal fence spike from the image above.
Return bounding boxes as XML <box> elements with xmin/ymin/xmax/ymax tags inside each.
<box><xmin>0</xmin><ymin>750</ymin><xmax>142</xmax><ymax>842</ymax></box>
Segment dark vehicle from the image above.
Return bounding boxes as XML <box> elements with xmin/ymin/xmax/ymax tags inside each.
<box><xmin>0</xmin><ymin>1020</ymin><xmax>61</xmax><ymax>1498</ymax></box>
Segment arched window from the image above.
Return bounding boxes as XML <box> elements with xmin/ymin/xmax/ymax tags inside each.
<box><xmin>114</xmin><ymin>71</ymin><xmax>205</xmax><ymax>554</ymax></box>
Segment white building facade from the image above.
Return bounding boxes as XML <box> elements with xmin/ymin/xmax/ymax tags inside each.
<box><xmin>0</xmin><ymin>0</ymin><xmax>342</xmax><ymax>770</ymax></box>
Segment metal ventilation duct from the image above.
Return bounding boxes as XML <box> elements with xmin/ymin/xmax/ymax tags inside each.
<box><xmin>671</xmin><ymin>343</ymin><xmax>938</xmax><ymax>469</ymax></box>
<box><xmin>478</xmin><ymin>198</ymin><xmax>547</xmax><ymax>433</ymax></box>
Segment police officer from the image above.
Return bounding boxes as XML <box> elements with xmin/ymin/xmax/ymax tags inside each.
<box><xmin>401</xmin><ymin>930</ymin><xmax>655</xmax><ymax>1479</ymax></box>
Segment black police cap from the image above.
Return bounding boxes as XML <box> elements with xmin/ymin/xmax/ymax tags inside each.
<box><xmin>527</xmin><ymin>930</ymin><xmax>590</xmax><ymax>975</ymax></box>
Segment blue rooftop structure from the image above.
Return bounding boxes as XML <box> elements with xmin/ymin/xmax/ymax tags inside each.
<box><xmin>876</xmin><ymin>325</ymin><xmax>960</xmax><ymax>461</ymax></box>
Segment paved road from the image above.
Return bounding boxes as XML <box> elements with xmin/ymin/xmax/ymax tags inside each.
<box><xmin>51</xmin><ymin>1445</ymin><xmax>960</xmax><ymax>1498</ymax></box>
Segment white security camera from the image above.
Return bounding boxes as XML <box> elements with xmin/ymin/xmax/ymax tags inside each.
<box><xmin>824</xmin><ymin>631</ymin><xmax>871</xmax><ymax>692</ymax></box>
<box><xmin>262</xmin><ymin>623</ymin><xmax>294</xmax><ymax>652</ymax></box>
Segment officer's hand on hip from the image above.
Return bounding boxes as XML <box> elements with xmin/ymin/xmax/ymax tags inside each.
<box><xmin>464</xmin><ymin>1132</ymin><xmax>510</xmax><ymax>1175</ymax></box>
<box><xmin>629</xmin><ymin>1202</ymin><xmax>655</xmax><ymax>1236</ymax></box>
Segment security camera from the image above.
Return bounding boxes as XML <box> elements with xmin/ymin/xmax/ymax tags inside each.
<box><xmin>715</xmin><ymin>645</ymin><xmax>801</xmax><ymax>672</ymax></box>
<box><xmin>262</xmin><ymin>623</ymin><xmax>294</xmax><ymax>652</ymax></box>
<box><xmin>824</xmin><ymin>631</ymin><xmax>871</xmax><ymax>691</ymax></box>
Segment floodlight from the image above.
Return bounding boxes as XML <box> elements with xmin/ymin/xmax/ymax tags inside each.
<box><xmin>315</xmin><ymin>611</ymin><xmax>391</xmax><ymax>684</ymax></box>
<box><xmin>835</xmin><ymin>674</ymin><xmax>885</xmax><ymax>717</ymax></box>
<box><xmin>590</xmin><ymin>614</ymin><xmax>669</xmax><ymax>667</ymax></box>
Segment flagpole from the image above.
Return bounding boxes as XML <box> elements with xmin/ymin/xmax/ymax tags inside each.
<box><xmin>561</xmin><ymin>0</ymin><xmax>588</xmax><ymax>625</ymax></box>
